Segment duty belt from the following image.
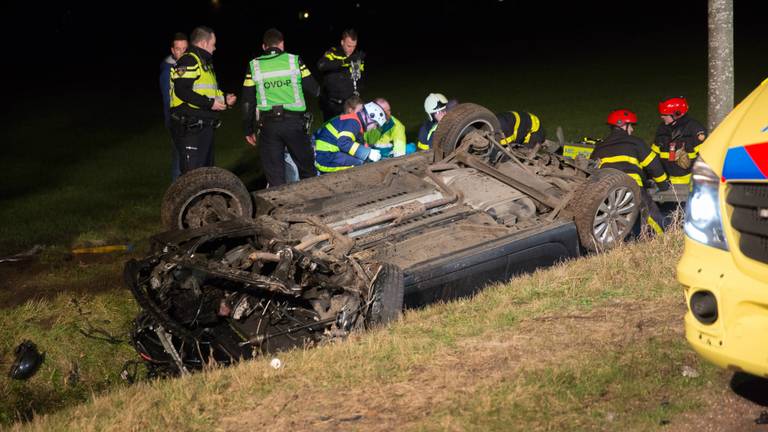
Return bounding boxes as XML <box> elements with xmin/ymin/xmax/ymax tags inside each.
<box><xmin>171</xmin><ymin>113</ymin><xmax>222</xmax><ymax>129</ymax></box>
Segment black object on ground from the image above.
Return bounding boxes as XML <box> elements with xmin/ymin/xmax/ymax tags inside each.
<box><xmin>8</xmin><ymin>340</ymin><xmax>44</xmax><ymax>380</ymax></box>
<box><xmin>756</xmin><ymin>410</ymin><xmax>768</xmax><ymax>425</ymax></box>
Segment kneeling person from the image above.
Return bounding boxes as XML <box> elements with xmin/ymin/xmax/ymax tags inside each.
<box><xmin>591</xmin><ymin>109</ymin><xmax>670</xmax><ymax>234</ymax></box>
<box><xmin>496</xmin><ymin>111</ymin><xmax>545</xmax><ymax>148</ymax></box>
<box><xmin>315</xmin><ymin>101</ymin><xmax>387</xmax><ymax>173</ymax></box>
<box><xmin>364</xmin><ymin>98</ymin><xmax>407</xmax><ymax>157</ymax></box>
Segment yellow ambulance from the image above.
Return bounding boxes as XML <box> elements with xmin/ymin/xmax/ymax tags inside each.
<box><xmin>678</xmin><ymin>78</ymin><xmax>768</xmax><ymax>378</ymax></box>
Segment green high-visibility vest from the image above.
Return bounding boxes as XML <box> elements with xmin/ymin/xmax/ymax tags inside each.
<box><xmin>170</xmin><ymin>51</ymin><xmax>222</xmax><ymax>109</ymax></box>
<box><xmin>250</xmin><ymin>53</ymin><xmax>306</xmax><ymax>112</ymax></box>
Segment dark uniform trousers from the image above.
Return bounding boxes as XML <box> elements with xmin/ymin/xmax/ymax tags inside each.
<box><xmin>319</xmin><ymin>96</ymin><xmax>344</xmax><ymax>122</ymax></box>
<box><xmin>171</xmin><ymin>115</ymin><xmax>216</xmax><ymax>174</ymax></box>
<box><xmin>259</xmin><ymin>114</ymin><xmax>316</xmax><ymax>187</ymax></box>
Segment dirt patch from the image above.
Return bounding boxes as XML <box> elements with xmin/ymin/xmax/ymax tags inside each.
<box><xmin>671</xmin><ymin>373</ymin><xmax>768</xmax><ymax>432</ymax></box>
<box><xmin>219</xmin><ymin>299</ymin><xmax>688</xmax><ymax>431</ymax></box>
<box><xmin>0</xmin><ymin>254</ymin><xmax>125</xmax><ymax>309</ymax></box>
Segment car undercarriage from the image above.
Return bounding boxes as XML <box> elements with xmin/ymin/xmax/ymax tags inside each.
<box><xmin>126</xmin><ymin>103</ymin><xmax>644</xmax><ymax>374</ymax></box>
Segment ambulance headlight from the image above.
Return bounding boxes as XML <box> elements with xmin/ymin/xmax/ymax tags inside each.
<box><xmin>684</xmin><ymin>158</ymin><xmax>729</xmax><ymax>251</ymax></box>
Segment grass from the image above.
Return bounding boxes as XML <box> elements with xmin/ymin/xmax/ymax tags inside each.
<box><xmin>9</xmin><ymin>230</ymin><xmax>729</xmax><ymax>431</ymax></box>
<box><xmin>1</xmin><ymin>49</ymin><xmax>765</xmax><ymax>428</ymax></box>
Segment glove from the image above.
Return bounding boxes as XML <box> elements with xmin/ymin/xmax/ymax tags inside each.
<box><xmin>656</xmin><ymin>180</ymin><xmax>671</xmax><ymax>192</ymax></box>
<box><xmin>367</xmin><ymin>148</ymin><xmax>381</xmax><ymax>162</ymax></box>
<box><xmin>676</xmin><ymin>148</ymin><xmax>691</xmax><ymax>169</ymax></box>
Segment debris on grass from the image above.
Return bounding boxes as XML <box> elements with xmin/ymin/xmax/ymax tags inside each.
<box><xmin>8</xmin><ymin>340</ymin><xmax>44</xmax><ymax>380</ymax></box>
<box><xmin>0</xmin><ymin>245</ymin><xmax>43</xmax><ymax>264</ymax></box>
<box><xmin>681</xmin><ymin>365</ymin><xmax>700</xmax><ymax>378</ymax></box>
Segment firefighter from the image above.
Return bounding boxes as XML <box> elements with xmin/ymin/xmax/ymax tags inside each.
<box><xmin>317</xmin><ymin>29</ymin><xmax>365</xmax><ymax>121</ymax></box>
<box><xmin>652</xmin><ymin>96</ymin><xmax>707</xmax><ymax>185</ymax></box>
<box><xmin>170</xmin><ymin>26</ymin><xmax>236</xmax><ymax>174</ymax></box>
<box><xmin>496</xmin><ymin>111</ymin><xmax>546</xmax><ymax>148</ymax></box>
<box><xmin>591</xmin><ymin>109</ymin><xmax>670</xmax><ymax>234</ymax></box>
<box><xmin>314</xmin><ymin>101</ymin><xmax>387</xmax><ymax>173</ymax></box>
<box><xmin>417</xmin><ymin>93</ymin><xmax>451</xmax><ymax>151</ymax></box>
<box><xmin>242</xmin><ymin>28</ymin><xmax>320</xmax><ymax>187</ymax></box>
<box><xmin>364</xmin><ymin>98</ymin><xmax>407</xmax><ymax>158</ymax></box>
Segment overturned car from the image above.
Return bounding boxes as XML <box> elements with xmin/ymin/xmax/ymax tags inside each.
<box><xmin>125</xmin><ymin>103</ymin><xmax>644</xmax><ymax>374</ymax></box>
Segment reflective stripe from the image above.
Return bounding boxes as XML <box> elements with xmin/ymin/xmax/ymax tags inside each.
<box><xmin>348</xmin><ymin>142</ymin><xmax>360</xmax><ymax>156</ymax></box>
<box><xmin>326</xmin><ymin>123</ymin><xmax>340</xmax><ymax>137</ymax></box>
<box><xmin>192</xmin><ymin>83</ymin><xmax>218</xmax><ymax>90</ymax></box>
<box><xmin>316</xmin><ymin>161</ymin><xmax>354</xmax><ymax>172</ymax></box>
<box><xmin>287</xmin><ymin>54</ymin><xmax>302</xmax><ymax>109</ymax></box>
<box><xmin>510</xmin><ymin>111</ymin><xmax>522</xmax><ymax>142</ymax></box>
<box><xmin>338</xmin><ymin>131</ymin><xmax>356</xmax><ymax>140</ymax></box>
<box><xmin>646</xmin><ymin>215</ymin><xmax>663</xmax><ymax>234</ymax></box>
<box><xmin>417</xmin><ymin>142</ymin><xmax>430</xmax><ymax>151</ymax></box>
<box><xmin>523</xmin><ymin>113</ymin><xmax>541</xmax><ymax>144</ymax></box>
<box><xmin>250</xmin><ymin>58</ymin><xmax>268</xmax><ymax>107</ymax></box>
<box><xmin>639</xmin><ymin>152</ymin><xmax>656</xmax><ymax>168</ymax></box>
<box><xmin>626</xmin><ymin>173</ymin><xmax>643</xmax><ymax>186</ymax></box>
<box><xmin>651</xmin><ymin>144</ymin><xmax>670</xmax><ymax>159</ymax></box>
<box><xmin>653</xmin><ymin>172</ymin><xmax>669</xmax><ymax>183</ymax></box>
<box><xmin>670</xmin><ymin>174</ymin><xmax>692</xmax><ymax>184</ymax></box>
<box><xmin>315</xmin><ymin>139</ymin><xmax>340</xmax><ymax>152</ymax></box>
<box><xmin>325</xmin><ymin>52</ymin><xmax>346</xmax><ymax>60</ymax></box>
<box><xmin>598</xmin><ymin>155</ymin><xmax>642</xmax><ymax>168</ymax></box>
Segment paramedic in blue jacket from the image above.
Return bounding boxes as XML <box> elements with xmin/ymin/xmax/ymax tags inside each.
<box><xmin>314</xmin><ymin>101</ymin><xmax>388</xmax><ymax>173</ymax></box>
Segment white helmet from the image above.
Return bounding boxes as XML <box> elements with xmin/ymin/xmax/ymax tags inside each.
<box><xmin>363</xmin><ymin>102</ymin><xmax>387</xmax><ymax>127</ymax></box>
<box><xmin>424</xmin><ymin>93</ymin><xmax>448</xmax><ymax>119</ymax></box>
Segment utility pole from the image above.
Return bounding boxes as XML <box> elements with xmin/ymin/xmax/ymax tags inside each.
<box><xmin>708</xmin><ymin>0</ymin><xmax>734</xmax><ymax>131</ymax></box>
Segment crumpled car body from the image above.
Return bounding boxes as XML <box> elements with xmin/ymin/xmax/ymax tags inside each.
<box><xmin>126</xmin><ymin>103</ymin><xmax>643</xmax><ymax>374</ymax></box>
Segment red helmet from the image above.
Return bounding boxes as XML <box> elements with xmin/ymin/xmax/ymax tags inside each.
<box><xmin>658</xmin><ymin>97</ymin><xmax>688</xmax><ymax>116</ymax></box>
<box><xmin>606</xmin><ymin>109</ymin><xmax>638</xmax><ymax>127</ymax></box>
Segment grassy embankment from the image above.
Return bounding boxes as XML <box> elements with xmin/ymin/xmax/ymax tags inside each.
<box><xmin>1</xmin><ymin>51</ymin><xmax>764</xmax><ymax>428</ymax></box>
<box><xmin>14</xmin><ymin>230</ymin><xmax>728</xmax><ymax>431</ymax></box>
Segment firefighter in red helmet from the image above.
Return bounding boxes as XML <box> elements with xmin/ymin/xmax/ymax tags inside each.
<box><xmin>652</xmin><ymin>96</ymin><xmax>707</xmax><ymax>185</ymax></box>
<box><xmin>591</xmin><ymin>109</ymin><xmax>670</xmax><ymax>234</ymax></box>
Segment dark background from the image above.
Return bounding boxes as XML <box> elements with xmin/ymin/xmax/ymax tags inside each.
<box><xmin>7</xmin><ymin>0</ymin><xmax>768</xmax><ymax>96</ymax></box>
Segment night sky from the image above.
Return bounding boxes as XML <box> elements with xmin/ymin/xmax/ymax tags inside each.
<box><xmin>7</xmin><ymin>1</ymin><xmax>768</xmax><ymax>98</ymax></box>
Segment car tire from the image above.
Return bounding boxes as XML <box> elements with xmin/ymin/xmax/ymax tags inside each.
<box><xmin>365</xmin><ymin>263</ymin><xmax>405</xmax><ymax>327</ymax></box>
<box><xmin>568</xmin><ymin>168</ymin><xmax>641</xmax><ymax>252</ymax></box>
<box><xmin>161</xmin><ymin>167</ymin><xmax>253</xmax><ymax>231</ymax></box>
<box><xmin>431</xmin><ymin>103</ymin><xmax>501</xmax><ymax>161</ymax></box>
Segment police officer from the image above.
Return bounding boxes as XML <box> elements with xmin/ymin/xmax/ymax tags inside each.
<box><xmin>317</xmin><ymin>29</ymin><xmax>365</xmax><ymax>121</ymax></box>
<box><xmin>314</xmin><ymin>102</ymin><xmax>387</xmax><ymax>173</ymax></box>
<box><xmin>652</xmin><ymin>97</ymin><xmax>707</xmax><ymax>186</ymax></box>
<box><xmin>496</xmin><ymin>111</ymin><xmax>545</xmax><ymax>148</ymax></box>
<box><xmin>591</xmin><ymin>109</ymin><xmax>670</xmax><ymax>234</ymax></box>
<box><xmin>170</xmin><ymin>26</ymin><xmax>236</xmax><ymax>174</ymax></box>
<box><xmin>159</xmin><ymin>32</ymin><xmax>188</xmax><ymax>181</ymax></box>
<box><xmin>242</xmin><ymin>28</ymin><xmax>320</xmax><ymax>187</ymax></box>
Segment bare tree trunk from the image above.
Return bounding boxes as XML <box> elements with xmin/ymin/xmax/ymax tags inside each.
<box><xmin>708</xmin><ymin>0</ymin><xmax>734</xmax><ymax>131</ymax></box>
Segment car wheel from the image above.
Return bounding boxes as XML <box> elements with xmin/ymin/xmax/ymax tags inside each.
<box><xmin>161</xmin><ymin>167</ymin><xmax>253</xmax><ymax>231</ymax></box>
<box><xmin>431</xmin><ymin>103</ymin><xmax>501</xmax><ymax>161</ymax></box>
<box><xmin>569</xmin><ymin>168</ymin><xmax>641</xmax><ymax>252</ymax></box>
<box><xmin>365</xmin><ymin>263</ymin><xmax>405</xmax><ymax>327</ymax></box>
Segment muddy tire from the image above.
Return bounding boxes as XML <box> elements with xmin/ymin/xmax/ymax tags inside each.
<box><xmin>431</xmin><ymin>103</ymin><xmax>501</xmax><ymax>161</ymax></box>
<box><xmin>568</xmin><ymin>168</ymin><xmax>641</xmax><ymax>252</ymax></box>
<box><xmin>365</xmin><ymin>263</ymin><xmax>405</xmax><ymax>327</ymax></box>
<box><xmin>161</xmin><ymin>167</ymin><xmax>253</xmax><ymax>231</ymax></box>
